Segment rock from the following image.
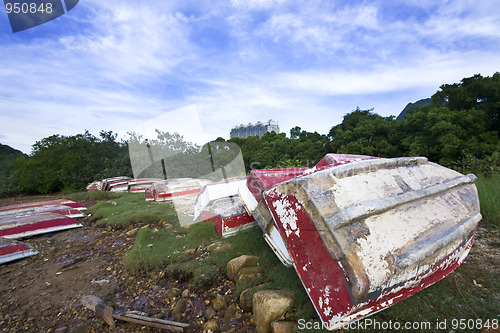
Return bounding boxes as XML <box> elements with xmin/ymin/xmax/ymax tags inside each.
<box><xmin>126</xmin><ymin>228</ymin><xmax>138</xmax><ymax>237</ymax></box>
<box><xmin>237</xmin><ymin>266</ymin><xmax>263</xmax><ymax>282</ymax></box>
<box><xmin>222</xmin><ymin>329</ymin><xmax>237</xmax><ymax>333</ymax></box>
<box><xmin>252</xmin><ymin>290</ymin><xmax>294</xmax><ymax>333</ymax></box>
<box><xmin>47</xmin><ymin>247</ymin><xmax>57</xmax><ymax>257</ymax></box>
<box><xmin>238</xmin><ymin>266</ymin><xmax>263</xmax><ymax>276</ymax></box>
<box><xmin>239</xmin><ymin>283</ymin><xmax>271</xmax><ymax>312</ymax></box>
<box><xmin>222</xmin><ymin>304</ymin><xmax>239</xmax><ymax>330</ymax></box>
<box><xmin>182</xmin><ymin>288</ymin><xmax>190</xmax><ymax>298</ymax></box>
<box><xmin>212</xmin><ymin>294</ymin><xmax>227</xmax><ymax>312</ymax></box>
<box><xmin>208</xmin><ymin>242</ymin><xmax>232</xmax><ymax>253</ymax></box>
<box><xmin>185</xmin><ymin>248</ymin><xmax>196</xmax><ymax>255</ymax></box>
<box><xmin>203</xmin><ymin>319</ymin><xmax>219</xmax><ymax>332</ymax></box>
<box><xmin>166</xmin><ymin>287</ymin><xmax>182</xmax><ymax>299</ymax></box>
<box><xmin>226</xmin><ymin>255</ymin><xmax>258</xmax><ymax>281</ymax></box>
<box><xmin>204</xmin><ymin>306</ymin><xmax>216</xmax><ymax>320</ymax></box>
<box><xmin>222</xmin><ymin>303</ymin><xmax>237</xmax><ymax>321</ymax></box>
<box><xmin>172</xmin><ymin>298</ymin><xmax>186</xmax><ymax>320</ymax></box>
<box><xmin>271</xmin><ymin>321</ymin><xmax>296</xmax><ymax>333</ymax></box>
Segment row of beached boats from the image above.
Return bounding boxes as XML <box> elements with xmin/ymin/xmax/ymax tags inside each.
<box><xmin>85</xmin><ymin>153</ymin><xmax>481</xmax><ymax>329</ymax></box>
<box><xmin>5</xmin><ymin>153</ymin><xmax>481</xmax><ymax>330</ymax></box>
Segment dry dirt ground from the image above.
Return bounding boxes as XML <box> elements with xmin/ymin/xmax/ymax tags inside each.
<box><xmin>0</xmin><ymin>195</ymin><xmax>254</xmax><ymax>333</ymax></box>
<box><xmin>0</xmin><ymin>195</ymin><xmax>499</xmax><ymax>333</ymax></box>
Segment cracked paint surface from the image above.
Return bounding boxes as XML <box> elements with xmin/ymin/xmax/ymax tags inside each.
<box><xmin>261</xmin><ymin>156</ymin><xmax>481</xmax><ymax>330</ymax></box>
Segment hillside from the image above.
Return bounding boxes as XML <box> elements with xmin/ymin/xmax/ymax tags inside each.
<box><xmin>0</xmin><ymin>143</ymin><xmax>26</xmax><ymax>194</ymax></box>
<box><xmin>396</xmin><ymin>98</ymin><xmax>432</xmax><ymax>121</ymax></box>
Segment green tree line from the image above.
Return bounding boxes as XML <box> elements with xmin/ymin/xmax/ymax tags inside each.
<box><xmin>1</xmin><ymin>72</ymin><xmax>498</xmax><ymax>194</ymax></box>
<box><xmin>5</xmin><ymin>131</ymin><xmax>132</xmax><ymax>194</ymax></box>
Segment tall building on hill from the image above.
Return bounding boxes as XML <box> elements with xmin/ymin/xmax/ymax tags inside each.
<box><xmin>230</xmin><ymin>120</ymin><xmax>280</xmax><ymax>139</ymax></box>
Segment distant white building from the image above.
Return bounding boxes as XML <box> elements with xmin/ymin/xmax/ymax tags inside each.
<box><xmin>230</xmin><ymin>120</ymin><xmax>280</xmax><ymax>139</ymax></box>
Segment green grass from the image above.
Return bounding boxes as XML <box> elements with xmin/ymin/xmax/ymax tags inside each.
<box><xmin>123</xmin><ymin>221</ymin><xmax>217</xmax><ymax>274</ymax></box>
<box><xmin>476</xmin><ymin>173</ymin><xmax>500</xmax><ymax>229</ymax></box>
<box><xmin>63</xmin><ymin>190</ymin><xmax>126</xmax><ymax>201</ymax></box>
<box><xmin>86</xmin><ymin>193</ymin><xmax>178</xmax><ymax>229</ymax></box>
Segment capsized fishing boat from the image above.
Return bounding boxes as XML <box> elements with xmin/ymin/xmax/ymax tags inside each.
<box><xmin>199</xmin><ymin>196</ymin><xmax>256</xmax><ymax>238</ymax></box>
<box><xmin>239</xmin><ymin>154</ymin><xmax>481</xmax><ymax>330</ymax></box>
<box><xmin>0</xmin><ymin>199</ymin><xmax>86</xmax><ymax>214</ymax></box>
<box><xmin>127</xmin><ymin>178</ymin><xmax>163</xmax><ymax>193</ymax></box>
<box><xmin>0</xmin><ymin>237</ymin><xmax>38</xmax><ymax>264</ymax></box>
<box><xmin>150</xmin><ymin>178</ymin><xmax>211</xmax><ymax>202</ymax></box>
<box><xmin>194</xmin><ymin>176</ymin><xmax>249</xmax><ymax>221</ymax></box>
<box><xmin>0</xmin><ymin>199</ymin><xmax>85</xmax><ymax>240</ymax></box>
<box><xmin>0</xmin><ymin>212</ymin><xmax>83</xmax><ymax>239</ymax></box>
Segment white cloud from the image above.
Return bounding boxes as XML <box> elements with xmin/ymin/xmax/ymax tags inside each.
<box><xmin>1</xmin><ymin>0</ymin><xmax>499</xmax><ymax>154</ymax></box>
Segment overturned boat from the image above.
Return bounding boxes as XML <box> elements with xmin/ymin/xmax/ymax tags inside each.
<box><xmin>0</xmin><ymin>237</ymin><xmax>38</xmax><ymax>264</ymax></box>
<box><xmin>239</xmin><ymin>154</ymin><xmax>481</xmax><ymax>330</ymax></box>
<box><xmin>148</xmin><ymin>178</ymin><xmax>211</xmax><ymax>203</ymax></box>
<box><xmin>0</xmin><ymin>199</ymin><xmax>85</xmax><ymax>240</ymax></box>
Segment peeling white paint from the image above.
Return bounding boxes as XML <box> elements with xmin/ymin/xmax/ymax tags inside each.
<box><xmin>272</xmin><ymin>197</ymin><xmax>300</xmax><ymax>237</ymax></box>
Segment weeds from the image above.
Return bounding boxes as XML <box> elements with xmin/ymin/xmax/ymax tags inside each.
<box><xmin>64</xmin><ymin>190</ymin><xmax>126</xmax><ymax>201</ymax></box>
<box><xmin>476</xmin><ymin>173</ymin><xmax>500</xmax><ymax>229</ymax></box>
<box><xmin>86</xmin><ymin>193</ymin><xmax>178</xmax><ymax>229</ymax></box>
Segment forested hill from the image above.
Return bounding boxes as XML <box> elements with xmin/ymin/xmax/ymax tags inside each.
<box><xmin>396</xmin><ymin>98</ymin><xmax>432</xmax><ymax>121</ymax></box>
<box><xmin>0</xmin><ymin>144</ymin><xmax>26</xmax><ymax>194</ymax></box>
<box><xmin>1</xmin><ymin>72</ymin><xmax>499</xmax><ymax>194</ymax></box>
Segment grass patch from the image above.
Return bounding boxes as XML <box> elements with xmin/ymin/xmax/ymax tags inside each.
<box><xmin>123</xmin><ymin>221</ymin><xmax>219</xmax><ymax>276</ymax></box>
<box><xmin>86</xmin><ymin>193</ymin><xmax>178</xmax><ymax>229</ymax></box>
<box><xmin>63</xmin><ymin>190</ymin><xmax>126</xmax><ymax>201</ymax></box>
<box><xmin>476</xmin><ymin>173</ymin><xmax>500</xmax><ymax>229</ymax></box>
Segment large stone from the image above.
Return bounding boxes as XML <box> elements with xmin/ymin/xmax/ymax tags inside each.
<box><xmin>226</xmin><ymin>255</ymin><xmax>258</xmax><ymax>281</ymax></box>
<box><xmin>239</xmin><ymin>283</ymin><xmax>271</xmax><ymax>312</ymax></box>
<box><xmin>172</xmin><ymin>298</ymin><xmax>186</xmax><ymax>321</ymax></box>
<box><xmin>237</xmin><ymin>266</ymin><xmax>263</xmax><ymax>282</ymax></box>
<box><xmin>221</xmin><ymin>303</ymin><xmax>239</xmax><ymax>331</ymax></box>
<box><xmin>212</xmin><ymin>294</ymin><xmax>228</xmax><ymax>312</ymax></box>
<box><xmin>207</xmin><ymin>242</ymin><xmax>233</xmax><ymax>253</ymax></box>
<box><xmin>252</xmin><ymin>290</ymin><xmax>294</xmax><ymax>333</ymax></box>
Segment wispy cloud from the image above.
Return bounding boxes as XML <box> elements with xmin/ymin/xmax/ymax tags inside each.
<box><xmin>0</xmin><ymin>0</ymin><xmax>499</xmax><ymax>153</ymax></box>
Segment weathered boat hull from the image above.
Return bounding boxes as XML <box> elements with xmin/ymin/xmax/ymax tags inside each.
<box><xmin>127</xmin><ymin>178</ymin><xmax>163</xmax><ymax>193</ymax></box>
<box><xmin>101</xmin><ymin>177</ymin><xmax>132</xmax><ymax>191</ymax></box>
<box><xmin>240</xmin><ymin>155</ymin><xmax>481</xmax><ymax>329</ymax></box>
<box><xmin>0</xmin><ymin>237</ymin><xmax>38</xmax><ymax>264</ymax></box>
<box><xmin>199</xmin><ymin>196</ymin><xmax>256</xmax><ymax>238</ymax></box>
<box><xmin>0</xmin><ymin>212</ymin><xmax>83</xmax><ymax>239</ymax></box>
<box><xmin>0</xmin><ymin>199</ymin><xmax>86</xmax><ymax>213</ymax></box>
<box><xmin>151</xmin><ymin>178</ymin><xmax>211</xmax><ymax>202</ymax></box>
<box><xmin>194</xmin><ymin>177</ymin><xmax>248</xmax><ymax>221</ymax></box>
<box><xmin>0</xmin><ymin>200</ymin><xmax>85</xmax><ymax>240</ymax></box>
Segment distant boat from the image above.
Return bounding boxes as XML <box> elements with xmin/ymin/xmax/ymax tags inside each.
<box><xmin>239</xmin><ymin>154</ymin><xmax>481</xmax><ymax>330</ymax></box>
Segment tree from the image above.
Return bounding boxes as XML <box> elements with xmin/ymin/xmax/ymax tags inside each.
<box><xmin>329</xmin><ymin>108</ymin><xmax>403</xmax><ymax>157</ymax></box>
<box><xmin>13</xmin><ymin>131</ymin><xmax>131</xmax><ymax>193</ymax></box>
<box><xmin>402</xmin><ymin>73</ymin><xmax>500</xmax><ymax>168</ymax></box>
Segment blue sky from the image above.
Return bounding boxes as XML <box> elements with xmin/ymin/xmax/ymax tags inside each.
<box><xmin>1</xmin><ymin>0</ymin><xmax>499</xmax><ymax>154</ymax></box>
